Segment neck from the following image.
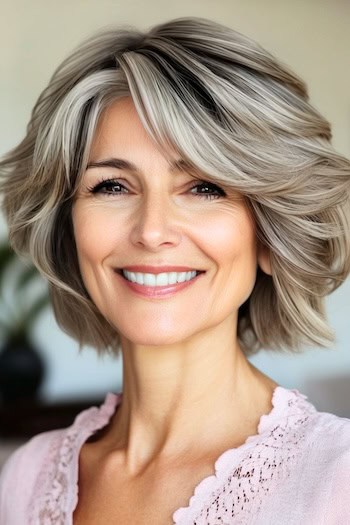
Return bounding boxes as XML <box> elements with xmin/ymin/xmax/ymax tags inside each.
<box><xmin>102</xmin><ymin>322</ymin><xmax>278</xmax><ymax>476</ymax></box>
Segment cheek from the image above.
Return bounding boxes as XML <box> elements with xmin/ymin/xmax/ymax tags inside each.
<box><xmin>72</xmin><ymin>205</ymin><xmax>116</xmax><ymax>269</ymax></box>
<box><xmin>208</xmin><ymin>209</ymin><xmax>257</xmax><ymax>264</ymax></box>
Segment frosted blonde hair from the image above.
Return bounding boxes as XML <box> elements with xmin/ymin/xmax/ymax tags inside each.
<box><xmin>1</xmin><ymin>17</ymin><xmax>349</xmax><ymax>356</ymax></box>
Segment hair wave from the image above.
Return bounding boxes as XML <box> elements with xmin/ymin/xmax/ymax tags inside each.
<box><xmin>1</xmin><ymin>17</ymin><xmax>350</xmax><ymax>356</ymax></box>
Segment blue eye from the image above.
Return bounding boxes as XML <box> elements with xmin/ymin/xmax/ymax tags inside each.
<box><xmin>87</xmin><ymin>178</ymin><xmax>226</xmax><ymax>200</ymax></box>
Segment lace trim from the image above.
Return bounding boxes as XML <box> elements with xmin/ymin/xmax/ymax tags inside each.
<box><xmin>28</xmin><ymin>393</ymin><xmax>120</xmax><ymax>525</ymax></box>
<box><xmin>172</xmin><ymin>388</ymin><xmax>317</xmax><ymax>525</ymax></box>
<box><xmin>27</xmin><ymin>387</ymin><xmax>316</xmax><ymax>525</ymax></box>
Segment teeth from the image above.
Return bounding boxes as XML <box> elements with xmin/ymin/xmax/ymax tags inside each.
<box><xmin>122</xmin><ymin>270</ymin><xmax>198</xmax><ymax>286</ymax></box>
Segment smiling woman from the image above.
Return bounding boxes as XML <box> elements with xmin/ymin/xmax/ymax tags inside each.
<box><xmin>71</xmin><ymin>97</ymin><xmax>267</xmax><ymax>336</ymax></box>
<box><xmin>1</xmin><ymin>16</ymin><xmax>350</xmax><ymax>525</ymax></box>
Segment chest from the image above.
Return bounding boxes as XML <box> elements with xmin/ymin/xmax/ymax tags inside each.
<box><xmin>72</xmin><ymin>455</ymin><xmax>216</xmax><ymax>525</ymax></box>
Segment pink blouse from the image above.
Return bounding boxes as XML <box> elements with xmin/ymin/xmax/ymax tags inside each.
<box><xmin>0</xmin><ymin>385</ymin><xmax>350</xmax><ymax>524</ymax></box>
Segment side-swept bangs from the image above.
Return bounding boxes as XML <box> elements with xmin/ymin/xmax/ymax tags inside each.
<box><xmin>1</xmin><ymin>17</ymin><xmax>349</xmax><ymax>355</ymax></box>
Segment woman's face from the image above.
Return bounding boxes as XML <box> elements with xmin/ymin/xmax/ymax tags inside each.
<box><xmin>72</xmin><ymin>97</ymin><xmax>270</xmax><ymax>346</ymax></box>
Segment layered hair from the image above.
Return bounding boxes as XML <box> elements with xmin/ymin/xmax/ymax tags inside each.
<box><xmin>1</xmin><ymin>17</ymin><xmax>349</xmax><ymax>356</ymax></box>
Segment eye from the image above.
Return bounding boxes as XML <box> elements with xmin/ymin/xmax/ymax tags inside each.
<box><xmin>86</xmin><ymin>178</ymin><xmax>226</xmax><ymax>200</ymax></box>
<box><xmin>87</xmin><ymin>178</ymin><xmax>127</xmax><ymax>196</ymax></box>
<box><xmin>189</xmin><ymin>181</ymin><xmax>226</xmax><ymax>200</ymax></box>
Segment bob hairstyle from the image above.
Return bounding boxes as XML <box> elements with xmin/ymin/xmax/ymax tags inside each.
<box><xmin>0</xmin><ymin>17</ymin><xmax>350</xmax><ymax>357</ymax></box>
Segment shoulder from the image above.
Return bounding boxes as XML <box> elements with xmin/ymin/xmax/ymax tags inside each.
<box><xmin>252</xmin><ymin>406</ymin><xmax>350</xmax><ymax>523</ymax></box>
<box><xmin>279</xmin><ymin>388</ymin><xmax>350</xmax><ymax>453</ymax></box>
<box><xmin>0</xmin><ymin>429</ymin><xmax>65</xmax><ymax>524</ymax></box>
<box><xmin>268</xmin><ymin>388</ymin><xmax>350</xmax><ymax>490</ymax></box>
<box><xmin>291</xmin><ymin>402</ymin><xmax>350</xmax><ymax>521</ymax></box>
<box><xmin>0</xmin><ymin>428</ymin><xmax>65</xmax><ymax>485</ymax></box>
<box><xmin>0</xmin><ymin>392</ymin><xmax>120</xmax><ymax>491</ymax></box>
<box><xmin>289</xmin><ymin>390</ymin><xmax>350</xmax><ymax>464</ymax></box>
<box><xmin>307</xmin><ymin>408</ymin><xmax>350</xmax><ymax>454</ymax></box>
<box><xmin>313</xmin><ymin>414</ymin><xmax>350</xmax><ymax>523</ymax></box>
<box><xmin>0</xmin><ymin>393</ymin><xmax>120</xmax><ymax>523</ymax></box>
<box><xmin>309</xmin><ymin>409</ymin><xmax>350</xmax><ymax>472</ymax></box>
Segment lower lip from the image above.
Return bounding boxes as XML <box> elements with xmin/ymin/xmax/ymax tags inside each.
<box><xmin>115</xmin><ymin>271</ymin><xmax>205</xmax><ymax>298</ymax></box>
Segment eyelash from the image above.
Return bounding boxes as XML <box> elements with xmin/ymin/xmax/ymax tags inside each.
<box><xmin>86</xmin><ymin>178</ymin><xmax>226</xmax><ymax>200</ymax></box>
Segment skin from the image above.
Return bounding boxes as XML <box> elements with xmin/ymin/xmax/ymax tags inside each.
<box><xmin>72</xmin><ymin>96</ymin><xmax>279</xmax><ymax>480</ymax></box>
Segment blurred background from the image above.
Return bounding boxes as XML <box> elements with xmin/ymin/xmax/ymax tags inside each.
<box><xmin>0</xmin><ymin>0</ymin><xmax>349</xmax><ymax>465</ymax></box>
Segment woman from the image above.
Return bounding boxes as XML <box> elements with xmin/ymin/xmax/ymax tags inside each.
<box><xmin>0</xmin><ymin>16</ymin><xmax>350</xmax><ymax>524</ymax></box>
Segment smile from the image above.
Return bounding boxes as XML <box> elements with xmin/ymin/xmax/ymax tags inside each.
<box><xmin>121</xmin><ymin>269</ymin><xmax>201</xmax><ymax>286</ymax></box>
<box><xmin>114</xmin><ymin>269</ymin><xmax>205</xmax><ymax>298</ymax></box>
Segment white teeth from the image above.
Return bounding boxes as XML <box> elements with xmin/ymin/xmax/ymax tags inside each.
<box><xmin>121</xmin><ymin>270</ymin><xmax>198</xmax><ymax>286</ymax></box>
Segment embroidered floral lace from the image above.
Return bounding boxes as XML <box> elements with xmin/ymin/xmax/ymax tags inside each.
<box><xmin>26</xmin><ymin>387</ymin><xmax>317</xmax><ymax>524</ymax></box>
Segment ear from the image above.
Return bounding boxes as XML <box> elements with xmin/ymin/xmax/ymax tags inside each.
<box><xmin>257</xmin><ymin>241</ymin><xmax>272</xmax><ymax>275</ymax></box>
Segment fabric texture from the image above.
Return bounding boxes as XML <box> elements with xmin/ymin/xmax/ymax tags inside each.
<box><xmin>0</xmin><ymin>386</ymin><xmax>349</xmax><ymax>524</ymax></box>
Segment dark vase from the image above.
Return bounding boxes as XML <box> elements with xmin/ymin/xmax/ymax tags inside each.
<box><xmin>0</xmin><ymin>339</ymin><xmax>46</xmax><ymax>403</ymax></box>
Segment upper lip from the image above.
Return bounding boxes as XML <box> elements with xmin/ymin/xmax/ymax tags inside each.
<box><xmin>117</xmin><ymin>265</ymin><xmax>205</xmax><ymax>274</ymax></box>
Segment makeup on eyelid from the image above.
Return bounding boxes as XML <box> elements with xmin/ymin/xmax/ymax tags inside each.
<box><xmin>86</xmin><ymin>177</ymin><xmax>227</xmax><ymax>200</ymax></box>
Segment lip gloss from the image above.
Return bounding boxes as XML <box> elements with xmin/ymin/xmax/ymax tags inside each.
<box><xmin>115</xmin><ymin>271</ymin><xmax>204</xmax><ymax>298</ymax></box>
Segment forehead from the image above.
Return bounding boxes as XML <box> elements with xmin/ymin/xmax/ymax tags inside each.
<box><xmin>88</xmin><ymin>96</ymin><xmax>191</xmax><ymax>172</ymax></box>
<box><xmin>94</xmin><ymin>97</ymin><xmax>147</xmax><ymax>139</ymax></box>
<box><xmin>90</xmin><ymin>97</ymin><xmax>160</xmax><ymax>156</ymax></box>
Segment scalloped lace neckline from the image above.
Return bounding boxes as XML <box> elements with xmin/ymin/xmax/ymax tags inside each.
<box><xmin>68</xmin><ymin>385</ymin><xmax>308</xmax><ymax>524</ymax></box>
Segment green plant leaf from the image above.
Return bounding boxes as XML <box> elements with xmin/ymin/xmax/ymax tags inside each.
<box><xmin>19</xmin><ymin>293</ymin><xmax>51</xmax><ymax>334</ymax></box>
<box><xmin>0</xmin><ymin>242</ymin><xmax>17</xmax><ymax>294</ymax></box>
<box><xmin>0</xmin><ymin>243</ymin><xmax>16</xmax><ymax>267</ymax></box>
<box><xmin>0</xmin><ymin>317</ymin><xmax>11</xmax><ymax>331</ymax></box>
<box><xmin>15</xmin><ymin>265</ymin><xmax>40</xmax><ymax>292</ymax></box>
<box><xmin>0</xmin><ymin>241</ymin><xmax>51</xmax><ymax>346</ymax></box>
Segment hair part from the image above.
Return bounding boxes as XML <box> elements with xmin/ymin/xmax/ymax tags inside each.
<box><xmin>1</xmin><ymin>16</ymin><xmax>350</xmax><ymax>356</ymax></box>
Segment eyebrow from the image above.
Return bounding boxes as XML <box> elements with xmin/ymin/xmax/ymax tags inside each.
<box><xmin>86</xmin><ymin>157</ymin><xmax>193</xmax><ymax>174</ymax></box>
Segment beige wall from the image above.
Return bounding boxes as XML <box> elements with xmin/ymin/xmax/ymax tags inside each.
<box><xmin>0</xmin><ymin>0</ymin><xmax>349</xmax><ymax>409</ymax></box>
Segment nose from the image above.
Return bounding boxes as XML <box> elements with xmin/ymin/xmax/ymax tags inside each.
<box><xmin>129</xmin><ymin>191</ymin><xmax>182</xmax><ymax>250</ymax></box>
